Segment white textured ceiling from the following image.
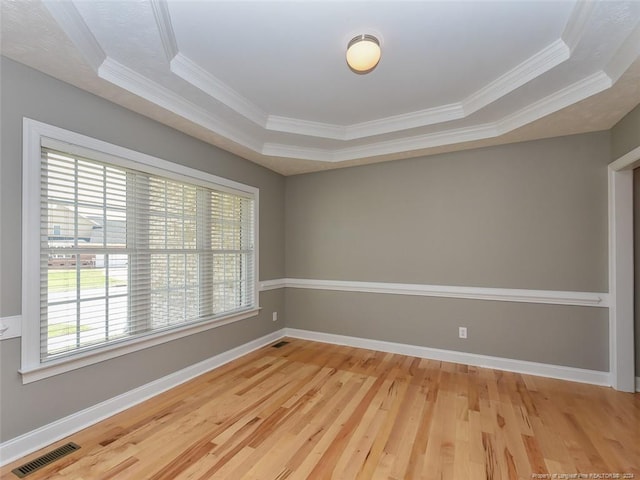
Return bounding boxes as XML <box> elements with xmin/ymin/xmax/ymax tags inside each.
<box><xmin>2</xmin><ymin>0</ymin><xmax>640</xmax><ymax>175</ymax></box>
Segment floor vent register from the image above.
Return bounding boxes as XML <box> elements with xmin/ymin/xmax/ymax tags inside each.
<box><xmin>12</xmin><ymin>443</ymin><xmax>80</xmax><ymax>478</ymax></box>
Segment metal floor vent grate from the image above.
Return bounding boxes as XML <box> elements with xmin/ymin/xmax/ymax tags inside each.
<box><xmin>272</xmin><ymin>341</ymin><xmax>290</xmax><ymax>348</ymax></box>
<box><xmin>12</xmin><ymin>443</ymin><xmax>80</xmax><ymax>478</ymax></box>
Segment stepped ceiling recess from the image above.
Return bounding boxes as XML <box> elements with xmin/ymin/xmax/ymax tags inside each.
<box><xmin>2</xmin><ymin>1</ymin><xmax>640</xmax><ymax>175</ymax></box>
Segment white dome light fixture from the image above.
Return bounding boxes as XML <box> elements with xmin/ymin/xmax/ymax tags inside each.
<box><xmin>346</xmin><ymin>34</ymin><xmax>381</xmax><ymax>74</ymax></box>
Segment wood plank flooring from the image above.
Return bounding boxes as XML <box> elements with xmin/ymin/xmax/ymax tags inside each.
<box><xmin>2</xmin><ymin>338</ymin><xmax>639</xmax><ymax>479</ymax></box>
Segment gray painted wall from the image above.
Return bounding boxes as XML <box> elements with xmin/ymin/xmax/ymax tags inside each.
<box><xmin>285</xmin><ymin>133</ymin><xmax>611</xmax><ymax>371</ymax></box>
<box><xmin>0</xmin><ymin>53</ymin><xmax>627</xmax><ymax>446</ymax></box>
<box><xmin>0</xmin><ymin>57</ymin><xmax>285</xmax><ymax>442</ymax></box>
<box><xmin>611</xmin><ymin>103</ymin><xmax>640</xmax><ymax>159</ymax></box>
<box><xmin>286</xmin><ymin>290</ymin><xmax>608</xmax><ymax>371</ymax></box>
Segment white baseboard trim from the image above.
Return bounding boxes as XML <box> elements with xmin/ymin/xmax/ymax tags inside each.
<box><xmin>0</xmin><ymin>326</ymin><xmax>622</xmax><ymax>466</ymax></box>
<box><xmin>261</xmin><ymin>278</ymin><xmax>609</xmax><ymax>308</ymax></box>
<box><xmin>283</xmin><ymin>328</ymin><xmax>611</xmax><ymax>388</ymax></box>
<box><xmin>0</xmin><ymin>328</ymin><xmax>285</xmax><ymax>467</ymax></box>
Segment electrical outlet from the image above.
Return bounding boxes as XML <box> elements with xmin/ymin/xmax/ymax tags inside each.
<box><xmin>458</xmin><ymin>327</ymin><xmax>467</xmax><ymax>339</ymax></box>
<box><xmin>272</xmin><ymin>312</ymin><xmax>278</xmax><ymax>322</ymax></box>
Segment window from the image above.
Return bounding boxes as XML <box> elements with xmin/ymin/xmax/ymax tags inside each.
<box><xmin>21</xmin><ymin>119</ymin><xmax>259</xmax><ymax>382</ymax></box>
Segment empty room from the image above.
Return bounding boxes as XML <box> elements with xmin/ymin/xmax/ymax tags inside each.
<box><xmin>1</xmin><ymin>1</ymin><xmax>639</xmax><ymax>478</ymax></box>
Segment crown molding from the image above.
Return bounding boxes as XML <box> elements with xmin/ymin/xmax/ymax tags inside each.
<box><xmin>41</xmin><ymin>0</ymin><xmax>261</xmax><ymax>153</ymax></box>
<box><xmin>266</xmin><ymin>115</ymin><xmax>346</xmax><ymax>140</ymax></box>
<box><xmin>605</xmin><ymin>21</ymin><xmax>640</xmax><ymax>83</ymax></box>
<box><xmin>562</xmin><ymin>0</ymin><xmax>597</xmax><ymax>52</ymax></box>
<box><xmin>170</xmin><ymin>52</ymin><xmax>269</xmax><ymax>128</ymax></box>
<box><xmin>332</xmin><ymin>124</ymin><xmax>499</xmax><ymax>163</ymax></box>
<box><xmin>266</xmin><ymin>102</ymin><xmax>466</xmax><ymax>141</ymax></box>
<box><xmin>173</xmin><ymin>36</ymin><xmax>572</xmax><ymax>141</ymax></box>
<box><xmin>98</xmin><ymin>57</ymin><xmax>263</xmax><ymax>153</ymax></box>
<box><xmin>74</xmin><ymin>55</ymin><xmax>617</xmax><ymax>165</ymax></box>
<box><xmin>165</xmin><ymin>0</ymin><xmax>605</xmax><ymax>144</ymax></box>
<box><xmin>344</xmin><ymin>103</ymin><xmax>465</xmax><ymax>140</ymax></box>
<box><xmin>262</xmin><ymin>124</ymin><xmax>498</xmax><ymax>162</ymax></box>
<box><xmin>202</xmin><ymin>37</ymin><xmax>573</xmax><ymax>142</ymax></box>
<box><xmin>43</xmin><ymin>0</ymin><xmax>635</xmax><ymax>164</ymax></box>
<box><xmin>150</xmin><ymin>0</ymin><xmax>178</xmax><ymax>62</ymax></box>
<box><xmin>42</xmin><ymin>0</ymin><xmax>105</xmax><ymax>71</ymax></box>
<box><xmin>339</xmin><ymin>38</ymin><xmax>572</xmax><ymax>141</ymax></box>
<box><xmin>496</xmin><ymin>70</ymin><xmax>612</xmax><ymax>133</ymax></box>
<box><xmin>463</xmin><ymin>39</ymin><xmax>570</xmax><ymax>116</ymax></box>
<box><xmin>262</xmin><ymin>142</ymin><xmax>335</xmax><ymax>162</ymax></box>
<box><xmin>262</xmin><ymin>70</ymin><xmax>613</xmax><ymax>163</ymax></box>
<box><xmin>342</xmin><ymin>71</ymin><xmax>612</xmax><ymax>162</ymax></box>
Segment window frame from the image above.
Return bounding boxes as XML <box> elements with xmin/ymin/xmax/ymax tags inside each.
<box><xmin>21</xmin><ymin>118</ymin><xmax>260</xmax><ymax>384</ymax></box>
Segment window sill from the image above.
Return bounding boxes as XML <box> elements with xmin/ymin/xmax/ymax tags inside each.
<box><xmin>19</xmin><ymin>308</ymin><xmax>261</xmax><ymax>384</ymax></box>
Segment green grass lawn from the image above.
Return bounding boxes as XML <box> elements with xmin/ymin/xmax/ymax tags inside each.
<box><xmin>48</xmin><ymin>322</ymin><xmax>92</xmax><ymax>338</ymax></box>
<box><xmin>48</xmin><ymin>269</ymin><xmax>127</xmax><ymax>292</ymax></box>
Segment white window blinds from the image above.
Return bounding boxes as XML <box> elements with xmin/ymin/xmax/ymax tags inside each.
<box><xmin>41</xmin><ymin>147</ymin><xmax>256</xmax><ymax>362</ymax></box>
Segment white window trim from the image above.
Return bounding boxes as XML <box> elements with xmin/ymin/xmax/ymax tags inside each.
<box><xmin>21</xmin><ymin>118</ymin><xmax>260</xmax><ymax>384</ymax></box>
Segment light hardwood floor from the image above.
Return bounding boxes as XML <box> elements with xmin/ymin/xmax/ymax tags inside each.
<box><xmin>2</xmin><ymin>338</ymin><xmax>639</xmax><ymax>479</ymax></box>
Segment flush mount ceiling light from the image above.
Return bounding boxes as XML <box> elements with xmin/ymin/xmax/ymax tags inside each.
<box><xmin>346</xmin><ymin>34</ymin><xmax>381</xmax><ymax>74</ymax></box>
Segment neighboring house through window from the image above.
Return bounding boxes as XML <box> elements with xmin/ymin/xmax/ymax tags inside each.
<box><xmin>21</xmin><ymin>119</ymin><xmax>259</xmax><ymax>383</ymax></box>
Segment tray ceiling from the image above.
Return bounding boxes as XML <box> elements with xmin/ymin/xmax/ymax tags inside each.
<box><xmin>2</xmin><ymin>1</ymin><xmax>640</xmax><ymax>175</ymax></box>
